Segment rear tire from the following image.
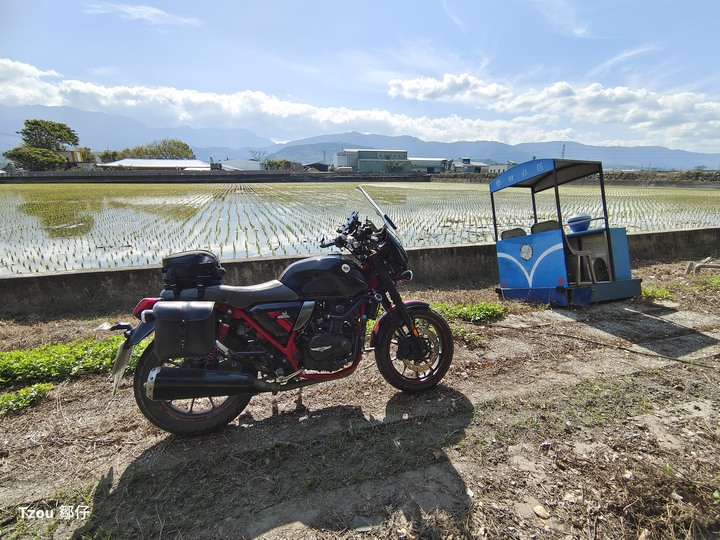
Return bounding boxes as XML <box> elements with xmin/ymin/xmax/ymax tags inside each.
<box><xmin>133</xmin><ymin>341</ymin><xmax>252</xmax><ymax>436</ymax></box>
<box><xmin>375</xmin><ymin>307</ymin><xmax>454</xmax><ymax>393</ymax></box>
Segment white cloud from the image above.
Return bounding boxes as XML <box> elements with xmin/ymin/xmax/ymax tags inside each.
<box><xmin>0</xmin><ymin>59</ymin><xmax>64</xmax><ymax>105</ymax></box>
<box><xmin>84</xmin><ymin>3</ymin><xmax>200</xmax><ymax>27</ymax></box>
<box><xmin>389</xmin><ymin>72</ymin><xmax>720</xmax><ymax>151</ymax></box>
<box><xmin>2</xmin><ymin>58</ymin><xmax>719</xmax><ymax>153</ymax></box>
<box><xmin>388</xmin><ymin>74</ymin><xmax>511</xmax><ymax>103</ymax></box>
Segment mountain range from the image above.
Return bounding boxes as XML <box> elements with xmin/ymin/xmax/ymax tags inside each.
<box><xmin>2</xmin><ymin>104</ymin><xmax>719</xmax><ymax>170</ymax></box>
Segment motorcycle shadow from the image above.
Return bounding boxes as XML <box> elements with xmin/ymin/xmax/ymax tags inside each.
<box><xmin>73</xmin><ymin>386</ymin><xmax>475</xmax><ymax>539</ymax></box>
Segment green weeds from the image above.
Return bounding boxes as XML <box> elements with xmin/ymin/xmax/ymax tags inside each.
<box><xmin>0</xmin><ymin>337</ymin><xmax>147</xmax><ymax>415</ymax></box>
<box><xmin>641</xmin><ymin>284</ymin><xmax>676</xmax><ymax>301</ymax></box>
<box><xmin>447</xmin><ymin>323</ymin><xmax>485</xmax><ymax>348</ymax></box>
<box><xmin>0</xmin><ymin>336</ymin><xmax>144</xmax><ymax>385</ymax></box>
<box><xmin>433</xmin><ymin>301</ymin><xmax>506</xmax><ymax>324</ymax></box>
<box><xmin>696</xmin><ymin>275</ymin><xmax>720</xmax><ymax>292</ymax></box>
<box><xmin>0</xmin><ymin>382</ymin><xmax>53</xmax><ymax>414</ymax></box>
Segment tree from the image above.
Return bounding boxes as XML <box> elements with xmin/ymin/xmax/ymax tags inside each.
<box><xmin>386</xmin><ymin>160</ymin><xmax>404</xmax><ymax>172</ymax></box>
<box><xmin>3</xmin><ymin>146</ymin><xmax>67</xmax><ymax>171</ymax></box>
<box><xmin>265</xmin><ymin>158</ymin><xmax>296</xmax><ymax>170</ymax></box>
<box><xmin>123</xmin><ymin>139</ymin><xmax>195</xmax><ymax>159</ymax></box>
<box><xmin>3</xmin><ymin>118</ymin><xmax>81</xmax><ymax>171</ymax></box>
<box><xmin>18</xmin><ymin>119</ymin><xmax>79</xmax><ymax>151</ymax></box>
<box><xmin>249</xmin><ymin>150</ymin><xmax>269</xmax><ymax>163</ymax></box>
<box><xmin>98</xmin><ymin>149</ymin><xmax>120</xmax><ymax>163</ymax></box>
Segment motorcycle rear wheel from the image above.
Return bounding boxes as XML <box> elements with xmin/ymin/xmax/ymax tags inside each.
<box><xmin>375</xmin><ymin>307</ymin><xmax>454</xmax><ymax>392</ymax></box>
<box><xmin>133</xmin><ymin>341</ymin><xmax>252</xmax><ymax>436</ymax></box>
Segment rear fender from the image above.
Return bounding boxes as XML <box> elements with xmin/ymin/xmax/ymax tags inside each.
<box><xmin>126</xmin><ymin>319</ymin><xmax>156</xmax><ymax>346</ymax></box>
<box><xmin>124</xmin><ymin>298</ymin><xmax>160</xmax><ymax>346</ymax></box>
<box><xmin>111</xmin><ymin>318</ymin><xmax>157</xmax><ymax>396</ymax></box>
<box><xmin>111</xmin><ymin>298</ymin><xmax>160</xmax><ymax>397</ymax></box>
<box><xmin>369</xmin><ymin>300</ymin><xmax>429</xmax><ymax>348</ymax></box>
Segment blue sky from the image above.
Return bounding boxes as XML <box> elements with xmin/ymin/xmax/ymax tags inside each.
<box><xmin>1</xmin><ymin>0</ymin><xmax>719</xmax><ymax>152</ymax></box>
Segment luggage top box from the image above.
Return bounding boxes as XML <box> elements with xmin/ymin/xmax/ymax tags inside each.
<box><xmin>162</xmin><ymin>250</ymin><xmax>225</xmax><ymax>292</ymax></box>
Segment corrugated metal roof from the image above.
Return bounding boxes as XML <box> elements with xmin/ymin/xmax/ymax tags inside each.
<box><xmin>100</xmin><ymin>159</ymin><xmax>211</xmax><ymax>169</ymax></box>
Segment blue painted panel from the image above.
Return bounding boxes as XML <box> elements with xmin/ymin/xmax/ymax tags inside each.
<box><xmin>496</xmin><ymin>229</ymin><xmax>568</xmax><ymax>290</ymax></box>
<box><xmin>590</xmin><ymin>279</ymin><xmax>642</xmax><ymax>302</ymax></box>
<box><xmin>490</xmin><ymin>159</ymin><xmax>555</xmax><ymax>192</ymax></box>
<box><xmin>498</xmin><ymin>286</ymin><xmax>570</xmax><ymax>306</ymax></box>
<box><xmin>609</xmin><ymin>228</ymin><xmax>632</xmax><ymax>280</ymax></box>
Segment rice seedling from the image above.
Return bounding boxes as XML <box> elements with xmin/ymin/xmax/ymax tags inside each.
<box><xmin>0</xmin><ymin>182</ymin><xmax>717</xmax><ymax>276</ymax></box>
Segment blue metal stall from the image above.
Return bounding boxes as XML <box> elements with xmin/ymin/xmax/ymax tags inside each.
<box><xmin>490</xmin><ymin>159</ymin><xmax>641</xmax><ymax>306</ymax></box>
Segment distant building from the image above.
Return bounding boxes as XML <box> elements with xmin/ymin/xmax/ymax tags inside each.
<box><xmin>303</xmin><ymin>162</ymin><xmax>331</xmax><ymax>172</ymax></box>
<box><xmin>221</xmin><ymin>159</ymin><xmax>264</xmax><ymax>171</ymax></box>
<box><xmin>334</xmin><ymin>149</ymin><xmax>412</xmax><ymax>173</ymax></box>
<box><xmin>409</xmin><ymin>157</ymin><xmax>451</xmax><ymax>174</ymax></box>
<box><xmin>453</xmin><ymin>157</ymin><xmax>489</xmax><ymax>173</ymax></box>
<box><xmin>98</xmin><ymin>158</ymin><xmax>212</xmax><ymax>170</ymax></box>
<box><xmin>57</xmin><ymin>150</ymin><xmax>96</xmax><ymax>170</ymax></box>
<box><xmin>488</xmin><ymin>163</ymin><xmax>509</xmax><ymax>174</ymax></box>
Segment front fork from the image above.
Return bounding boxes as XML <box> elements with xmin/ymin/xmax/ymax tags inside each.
<box><xmin>370</xmin><ymin>253</ymin><xmax>424</xmax><ymax>346</ymax></box>
<box><xmin>368</xmin><ymin>266</ymin><xmax>429</xmax><ymax>357</ymax></box>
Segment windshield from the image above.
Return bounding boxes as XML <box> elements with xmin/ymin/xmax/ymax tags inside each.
<box><xmin>355</xmin><ymin>185</ymin><xmax>399</xmax><ymax>235</ymax></box>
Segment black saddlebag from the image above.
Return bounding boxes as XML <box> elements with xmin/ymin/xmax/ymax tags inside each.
<box><xmin>153</xmin><ymin>301</ymin><xmax>216</xmax><ymax>361</ymax></box>
<box><xmin>162</xmin><ymin>250</ymin><xmax>225</xmax><ymax>293</ymax></box>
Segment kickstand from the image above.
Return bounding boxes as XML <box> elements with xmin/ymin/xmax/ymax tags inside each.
<box><xmin>295</xmin><ymin>388</ymin><xmax>309</xmax><ymax>414</ymax></box>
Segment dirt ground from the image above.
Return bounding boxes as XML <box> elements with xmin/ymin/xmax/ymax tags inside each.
<box><xmin>1</xmin><ymin>258</ymin><xmax>719</xmax><ymax>539</ymax></box>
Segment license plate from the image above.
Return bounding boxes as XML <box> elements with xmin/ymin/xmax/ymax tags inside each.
<box><xmin>111</xmin><ymin>341</ymin><xmax>134</xmax><ymax>396</ymax></box>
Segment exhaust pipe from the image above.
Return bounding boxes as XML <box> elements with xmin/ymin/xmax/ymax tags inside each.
<box><xmin>145</xmin><ymin>367</ymin><xmax>274</xmax><ymax>400</ymax></box>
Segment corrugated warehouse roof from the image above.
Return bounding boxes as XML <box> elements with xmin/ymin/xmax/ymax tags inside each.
<box><xmin>99</xmin><ymin>159</ymin><xmax>211</xmax><ymax>169</ymax></box>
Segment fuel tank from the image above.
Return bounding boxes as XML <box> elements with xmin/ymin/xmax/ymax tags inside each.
<box><xmin>279</xmin><ymin>254</ymin><xmax>368</xmax><ymax>298</ymax></box>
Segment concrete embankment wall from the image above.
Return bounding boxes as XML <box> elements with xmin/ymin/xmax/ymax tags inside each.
<box><xmin>1</xmin><ymin>227</ymin><xmax>718</xmax><ymax>318</ymax></box>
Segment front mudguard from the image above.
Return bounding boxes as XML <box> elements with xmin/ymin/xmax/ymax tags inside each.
<box><xmin>369</xmin><ymin>300</ymin><xmax>430</xmax><ymax>349</ymax></box>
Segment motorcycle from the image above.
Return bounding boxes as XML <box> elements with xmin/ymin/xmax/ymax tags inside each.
<box><xmin>110</xmin><ymin>186</ymin><xmax>454</xmax><ymax>435</ymax></box>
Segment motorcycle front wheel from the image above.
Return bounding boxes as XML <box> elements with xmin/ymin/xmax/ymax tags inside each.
<box><xmin>133</xmin><ymin>341</ymin><xmax>252</xmax><ymax>436</ymax></box>
<box><xmin>375</xmin><ymin>307</ymin><xmax>454</xmax><ymax>392</ymax></box>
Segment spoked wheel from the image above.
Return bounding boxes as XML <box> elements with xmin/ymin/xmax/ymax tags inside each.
<box><xmin>133</xmin><ymin>341</ymin><xmax>252</xmax><ymax>436</ymax></box>
<box><xmin>375</xmin><ymin>307</ymin><xmax>454</xmax><ymax>392</ymax></box>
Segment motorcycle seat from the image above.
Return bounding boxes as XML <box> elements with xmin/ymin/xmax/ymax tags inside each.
<box><xmin>161</xmin><ymin>280</ymin><xmax>299</xmax><ymax>309</ymax></box>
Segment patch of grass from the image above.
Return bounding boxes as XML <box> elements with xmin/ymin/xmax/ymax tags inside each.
<box><xmin>695</xmin><ymin>275</ymin><xmax>720</xmax><ymax>292</ymax></box>
<box><xmin>641</xmin><ymin>284</ymin><xmax>676</xmax><ymax>301</ymax></box>
<box><xmin>0</xmin><ymin>336</ymin><xmax>146</xmax><ymax>386</ymax></box>
<box><xmin>0</xmin><ymin>337</ymin><xmax>147</xmax><ymax>415</ymax></box>
<box><xmin>0</xmin><ymin>382</ymin><xmax>53</xmax><ymax>415</ymax></box>
<box><xmin>433</xmin><ymin>301</ymin><xmax>506</xmax><ymax>324</ymax></box>
<box><xmin>448</xmin><ymin>323</ymin><xmax>484</xmax><ymax>349</ymax></box>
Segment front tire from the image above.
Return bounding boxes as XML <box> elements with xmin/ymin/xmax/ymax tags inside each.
<box><xmin>133</xmin><ymin>341</ymin><xmax>252</xmax><ymax>436</ymax></box>
<box><xmin>375</xmin><ymin>308</ymin><xmax>454</xmax><ymax>392</ymax></box>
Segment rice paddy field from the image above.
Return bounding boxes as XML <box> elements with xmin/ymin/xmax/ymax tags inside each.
<box><xmin>0</xmin><ymin>182</ymin><xmax>718</xmax><ymax>276</ymax></box>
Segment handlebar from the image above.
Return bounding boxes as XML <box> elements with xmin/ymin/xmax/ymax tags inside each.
<box><xmin>320</xmin><ymin>210</ymin><xmax>392</xmax><ymax>256</ymax></box>
<box><xmin>319</xmin><ymin>233</ymin><xmax>355</xmax><ymax>249</ymax></box>
<box><xmin>319</xmin><ymin>236</ymin><xmax>342</xmax><ymax>248</ymax></box>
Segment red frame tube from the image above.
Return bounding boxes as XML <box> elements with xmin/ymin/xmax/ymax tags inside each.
<box><xmin>220</xmin><ymin>302</ymin><xmax>367</xmax><ymax>381</ymax></box>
